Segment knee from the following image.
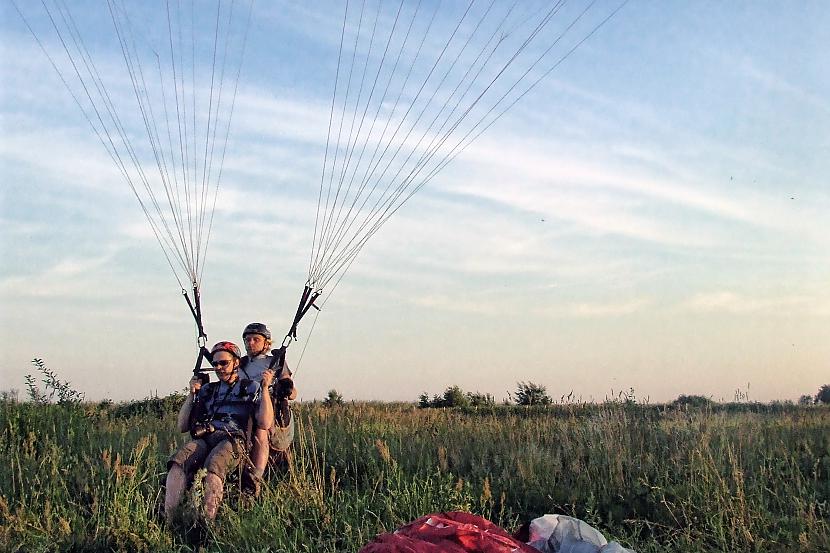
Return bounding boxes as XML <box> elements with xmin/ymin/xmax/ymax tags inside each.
<box><xmin>167</xmin><ymin>462</ymin><xmax>185</xmax><ymax>479</ymax></box>
<box><xmin>253</xmin><ymin>428</ymin><xmax>268</xmax><ymax>446</ymax></box>
<box><xmin>204</xmin><ymin>471</ymin><xmax>223</xmax><ymax>486</ymax></box>
<box><xmin>204</xmin><ymin>457</ymin><xmax>231</xmax><ymax>482</ymax></box>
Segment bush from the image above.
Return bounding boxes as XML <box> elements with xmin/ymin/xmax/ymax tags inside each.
<box><xmin>671</xmin><ymin>394</ymin><xmax>713</xmax><ymax>408</ymax></box>
<box><xmin>514</xmin><ymin>381</ymin><xmax>551</xmax><ymax>406</ymax></box>
<box><xmin>417</xmin><ymin>387</ymin><xmax>493</xmax><ymax>408</ymax></box>
<box><xmin>440</xmin><ymin>386</ymin><xmax>469</xmax><ymax>408</ymax></box>
<box><xmin>816</xmin><ymin>385</ymin><xmax>830</xmax><ymax>405</ymax></box>
<box><xmin>110</xmin><ymin>392</ymin><xmax>185</xmax><ymax>419</ymax></box>
<box><xmin>466</xmin><ymin>391</ymin><xmax>495</xmax><ymax>407</ymax></box>
<box><xmin>323</xmin><ymin>389</ymin><xmax>345</xmax><ymax>407</ymax></box>
<box><xmin>25</xmin><ymin>358</ymin><xmax>84</xmax><ymax>405</ymax></box>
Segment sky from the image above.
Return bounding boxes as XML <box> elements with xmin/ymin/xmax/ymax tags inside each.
<box><xmin>1</xmin><ymin>1</ymin><xmax>828</xmax><ymax>403</ymax></box>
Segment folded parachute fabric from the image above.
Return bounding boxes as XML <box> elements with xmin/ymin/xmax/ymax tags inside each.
<box><xmin>527</xmin><ymin>515</ymin><xmax>635</xmax><ymax>553</ymax></box>
<box><xmin>358</xmin><ymin>511</ymin><xmax>540</xmax><ymax>553</ymax></box>
<box><xmin>358</xmin><ymin>512</ymin><xmax>636</xmax><ymax>553</ymax></box>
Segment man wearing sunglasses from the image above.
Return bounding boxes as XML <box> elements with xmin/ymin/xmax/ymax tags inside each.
<box><xmin>164</xmin><ymin>340</ymin><xmax>275</xmax><ymax>522</ymax></box>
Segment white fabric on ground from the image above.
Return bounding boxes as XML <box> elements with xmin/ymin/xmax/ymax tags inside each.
<box><xmin>527</xmin><ymin>515</ymin><xmax>635</xmax><ymax>553</ymax></box>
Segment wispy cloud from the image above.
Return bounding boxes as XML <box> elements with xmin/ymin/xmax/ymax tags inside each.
<box><xmin>679</xmin><ymin>291</ymin><xmax>821</xmax><ymax>316</ymax></box>
<box><xmin>564</xmin><ymin>298</ymin><xmax>650</xmax><ymax>318</ymax></box>
<box><xmin>0</xmin><ymin>252</ymin><xmax>117</xmax><ymax>299</ymax></box>
<box><xmin>739</xmin><ymin>58</ymin><xmax>830</xmax><ymax>115</ymax></box>
<box><xmin>408</xmin><ymin>293</ymin><xmax>503</xmax><ymax>316</ymax></box>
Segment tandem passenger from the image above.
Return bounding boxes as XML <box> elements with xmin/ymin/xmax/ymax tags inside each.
<box><xmin>238</xmin><ymin>322</ymin><xmax>297</xmax><ymax>487</ymax></box>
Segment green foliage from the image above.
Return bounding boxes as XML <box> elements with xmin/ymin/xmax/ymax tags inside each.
<box><xmin>418</xmin><ymin>386</ymin><xmax>494</xmax><ymax>408</ymax></box>
<box><xmin>24</xmin><ymin>358</ymin><xmax>85</xmax><ymax>405</ymax></box>
<box><xmin>466</xmin><ymin>391</ymin><xmax>495</xmax><ymax>407</ymax></box>
<box><xmin>514</xmin><ymin>381</ymin><xmax>551</xmax><ymax>406</ymax></box>
<box><xmin>109</xmin><ymin>392</ymin><xmax>187</xmax><ymax>419</ymax></box>
<box><xmin>0</xmin><ymin>389</ymin><xmax>19</xmax><ymax>402</ymax></box>
<box><xmin>671</xmin><ymin>394</ymin><xmax>714</xmax><ymax>408</ymax></box>
<box><xmin>798</xmin><ymin>394</ymin><xmax>814</xmax><ymax>406</ymax></box>
<box><xmin>441</xmin><ymin>386</ymin><xmax>469</xmax><ymax>408</ymax></box>
<box><xmin>1</xmin><ymin>395</ymin><xmax>829</xmax><ymax>551</ymax></box>
<box><xmin>323</xmin><ymin>389</ymin><xmax>345</xmax><ymax>407</ymax></box>
<box><xmin>816</xmin><ymin>384</ymin><xmax>830</xmax><ymax>405</ymax></box>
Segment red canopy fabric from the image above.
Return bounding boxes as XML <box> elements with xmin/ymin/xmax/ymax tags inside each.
<box><xmin>359</xmin><ymin>512</ymin><xmax>539</xmax><ymax>553</ymax></box>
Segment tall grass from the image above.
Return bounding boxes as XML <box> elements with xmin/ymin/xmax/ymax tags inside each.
<box><xmin>1</xmin><ymin>398</ymin><xmax>828</xmax><ymax>552</ymax></box>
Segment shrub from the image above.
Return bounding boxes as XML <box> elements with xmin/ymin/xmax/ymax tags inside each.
<box><xmin>671</xmin><ymin>394</ymin><xmax>713</xmax><ymax>408</ymax></box>
<box><xmin>323</xmin><ymin>389</ymin><xmax>345</xmax><ymax>407</ymax></box>
<box><xmin>466</xmin><ymin>391</ymin><xmax>495</xmax><ymax>407</ymax></box>
<box><xmin>417</xmin><ymin>387</ymin><xmax>493</xmax><ymax>408</ymax></box>
<box><xmin>816</xmin><ymin>384</ymin><xmax>830</xmax><ymax>405</ymax></box>
<box><xmin>440</xmin><ymin>386</ymin><xmax>469</xmax><ymax>408</ymax></box>
<box><xmin>25</xmin><ymin>358</ymin><xmax>84</xmax><ymax>405</ymax></box>
<box><xmin>514</xmin><ymin>381</ymin><xmax>551</xmax><ymax>406</ymax></box>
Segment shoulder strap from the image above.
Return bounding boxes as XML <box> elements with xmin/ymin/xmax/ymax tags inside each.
<box><xmin>239</xmin><ymin>355</ymin><xmax>252</xmax><ymax>380</ymax></box>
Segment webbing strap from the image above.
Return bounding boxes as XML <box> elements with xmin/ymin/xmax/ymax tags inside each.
<box><xmin>268</xmin><ymin>346</ymin><xmax>286</xmax><ymax>371</ymax></box>
<box><xmin>193</xmin><ymin>345</ymin><xmax>213</xmax><ymax>383</ymax></box>
<box><xmin>286</xmin><ymin>285</ymin><xmax>321</xmax><ymax>341</ymax></box>
<box><xmin>182</xmin><ymin>284</ymin><xmax>207</xmax><ymax>342</ymax></box>
<box><xmin>183</xmin><ymin>282</ymin><xmax>211</xmax><ymax>380</ymax></box>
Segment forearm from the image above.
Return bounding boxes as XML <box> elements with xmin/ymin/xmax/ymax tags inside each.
<box><xmin>176</xmin><ymin>395</ymin><xmax>194</xmax><ymax>433</ymax></box>
<box><xmin>257</xmin><ymin>387</ymin><xmax>274</xmax><ymax>429</ymax></box>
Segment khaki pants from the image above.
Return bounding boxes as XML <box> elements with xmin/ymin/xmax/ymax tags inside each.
<box><xmin>168</xmin><ymin>432</ymin><xmax>242</xmax><ymax>480</ymax></box>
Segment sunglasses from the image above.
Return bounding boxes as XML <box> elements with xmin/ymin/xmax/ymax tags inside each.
<box><xmin>212</xmin><ymin>359</ymin><xmax>233</xmax><ymax>368</ymax></box>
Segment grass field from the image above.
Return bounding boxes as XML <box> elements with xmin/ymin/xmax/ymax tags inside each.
<box><xmin>1</xmin><ymin>396</ymin><xmax>828</xmax><ymax>552</ymax></box>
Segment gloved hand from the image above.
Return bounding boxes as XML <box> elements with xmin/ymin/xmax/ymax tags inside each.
<box><xmin>275</xmin><ymin>378</ymin><xmax>294</xmax><ymax>400</ymax></box>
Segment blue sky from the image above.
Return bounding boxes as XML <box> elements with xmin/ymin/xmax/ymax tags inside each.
<box><xmin>1</xmin><ymin>1</ymin><xmax>828</xmax><ymax>402</ymax></box>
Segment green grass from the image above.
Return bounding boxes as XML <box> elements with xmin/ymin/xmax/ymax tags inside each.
<box><xmin>1</xmin><ymin>398</ymin><xmax>828</xmax><ymax>552</ymax></box>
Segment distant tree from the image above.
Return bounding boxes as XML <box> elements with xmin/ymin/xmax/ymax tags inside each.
<box><xmin>0</xmin><ymin>389</ymin><xmax>19</xmax><ymax>403</ymax></box>
<box><xmin>441</xmin><ymin>386</ymin><xmax>469</xmax><ymax>408</ymax></box>
<box><xmin>323</xmin><ymin>389</ymin><xmax>344</xmax><ymax>407</ymax></box>
<box><xmin>417</xmin><ymin>387</ymin><xmax>494</xmax><ymax>408</ymax></box>
<box><xmin>466</xmin><ymin>391</ymin><xmax>495</xmax><ymax>407</ymax></box>
<box><xmin>798</xmin><ymin>394</ymin><xmax>814</xmax><ymax>406</ymax></box>
<box><xmin>514</xmin><ymin>381</ymin><xmax>551</xmax><ymax>406</ymax></box>
<box><xmin>815</xmin><ymin>384</ymin><xmax>830</xmax><ymax>405</ymax></box>
<box><xmin>671</xmin><ymin>394</ymin><xmax>713</xmax><ymax>408</ymax></box>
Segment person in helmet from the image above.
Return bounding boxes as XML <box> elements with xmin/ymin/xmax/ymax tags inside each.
<box><xmin>239</xmin><ymin>322</ymin><xmax>297</xmax><ymax>485</ymax></box>
<box><xmin>164</xmin><ymin>341</ymin><xmax>275</xmax><ymax>522</ymax></box>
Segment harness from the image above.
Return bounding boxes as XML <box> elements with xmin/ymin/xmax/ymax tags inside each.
<box><xmin>190</xmin><ymin>378</ymin><xmax>256</xmax><ymax>436</ymax></box>
<box><xmin>239</xmin><ymin>355</ymin><xmax>287</xmax><ymax>383</ymax></box>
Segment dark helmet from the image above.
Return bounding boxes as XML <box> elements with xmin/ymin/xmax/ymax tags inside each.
<box><xmin>242</xmin><ymin>322</ymin><xmax>271</xmax><ymax>340</ymax></box>
<box><xmin>210</xmin><ymin>341</ymin><xmax>242</xmax><ymax>359</ymax></box>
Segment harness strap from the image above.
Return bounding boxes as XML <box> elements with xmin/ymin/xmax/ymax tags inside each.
<box><xmin>183</xmin><ymin>283</ymin><xmax>213</xmax><ymax>380</ymax></box>
<box><xmin>286</xmin><ymin>285</ymin><xmax>321</xmax><ymax>341</ymax></box>
<box><xmin>268</xmin><ymin>346</ymin><xmax>287</xmax><ymax>371</ymax></box>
